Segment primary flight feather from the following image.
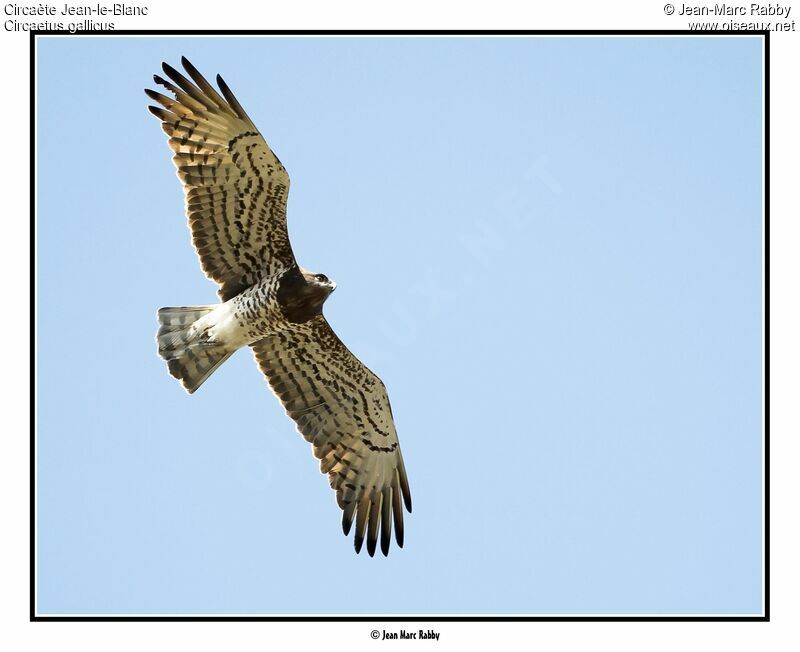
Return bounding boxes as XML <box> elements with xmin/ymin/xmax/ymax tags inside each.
<box><xmin>147</xmin><ymin>57</ymin><xmax>411</xmax><ymax>557</ymax></box>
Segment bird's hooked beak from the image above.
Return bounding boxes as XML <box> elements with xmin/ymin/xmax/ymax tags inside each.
<box><xmin>328</xmin><ymin>280</ymin><xmax>337</xmax><ymax>293</ymax></box>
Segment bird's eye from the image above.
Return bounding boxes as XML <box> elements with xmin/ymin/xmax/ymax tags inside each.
<box><xmin>315</xmin><ymin>274</ymin><xmax>327</xmax><ymax>282</ymax></box>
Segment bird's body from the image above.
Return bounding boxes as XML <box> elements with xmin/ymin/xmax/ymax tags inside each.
<box><xmin>147</xmin><ymin>58</ymin><xmax>411</xmax><ymax>557</ymax></box>
<box><xmin>158</xmin><ymin>268</ymin><xmax>333</xmax><ymax>385</ymax></box>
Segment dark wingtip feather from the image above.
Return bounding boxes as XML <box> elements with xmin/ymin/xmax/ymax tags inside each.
<box><xmin>402</xmin><ymin>488</ymin><xmax>412</xmax><ymax>513</ymax></box>
<box><xmin>397</xmin><ymin>459</ymin><xmax>413</xmax><ymax>513</ymax></box>
<box><xmin>159</xmin><ymin>59</ymin><xmax>221</xmax><ymax>112</ymax></box>
<box><xmin>354</xmin><ymin>500</ymin><xmax>370</xmax><ymax>556</ymax></box>
<box><xmin>181</xmin><ymin>56</ymin><xmax>206</xmax><ymax>85</ymax></box>
<box><xmin>153</xmin><ymin>74</ymin><xmax>171</xmax><ymax>89</ymax></box>
<box><xmin>178</xmin><ymin>56</ymin><xmax>234</xmax><ymax>116</ymax></box>
<box><xmin>147</xmin><ymin>105</ymin><xmax>169</xmax><ymax>120</ymax></box>
<box><xmin>366</xmin><ymin>500</ymin><xmax>381</xmax><ymax>558</ymax></box>
<box><xmin>392</xmin><ymin>473</ymin><xmax>405</xmax><ymax>548</ymax></box>
<box><xmin>342</xmin><ymin>507</ymin><xmax>355</xmax><ymax>536</ymax></box>
<box><xmin>403</xmin><ymin>481</ymin><xmax>412</xmax><ymax>512</ymax></box>
<box><xmin>216</xmin><ymin>74</ymin><xmax>229</xmax><ymax>95</ymax></box>
<box><xmin>380</xmin><ymin>488</ymin><xmax>392</xmax><ymax>557</ymax></box>
<box><xmin>216</xmin><ymin>72</ymin><xmax>253</xmax><ymax>125</ymax></box>
<box><xmin>162</xmin><ymin>61</ymin><xmax>191</xmax><ymax>90</ymax></box>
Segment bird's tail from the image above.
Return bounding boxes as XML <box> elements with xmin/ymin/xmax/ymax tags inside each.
<box><xmin>156</xmin><ymin>306</ymin><xmax>233</xmax><ymax>394</ymax></box>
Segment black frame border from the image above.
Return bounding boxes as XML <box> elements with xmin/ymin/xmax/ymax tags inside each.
<box><xmin>30</xmin><ymin>28</ymin><xmax>770</xmax><ymax>623</ymax></box>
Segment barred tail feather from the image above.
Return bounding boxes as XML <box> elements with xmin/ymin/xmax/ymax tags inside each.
<box><xmin>156</xmin><ymin>306</ymin><xmax>233</xmax><ymax>394</ymax></box>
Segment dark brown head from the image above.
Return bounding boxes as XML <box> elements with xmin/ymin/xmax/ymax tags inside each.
<box><xmin>300</xmin><ymin>268</ymin><xmax>337</xmax><ymax>296</ymax></box>
<box><xmin>277</xmin><ymin>266</ymin><xmax>336</xmax><ymax>323</ymax></box>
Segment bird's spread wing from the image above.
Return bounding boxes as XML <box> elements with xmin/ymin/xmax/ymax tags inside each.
<box><xmin>251</xmin><ymin>315</ymin><xmax>412</xmax><ymax>556</ymax></box>
<box><xmin>146</xmin><ymin>57</ymin><xmax>294</xmax><ymax>301</ymax></box>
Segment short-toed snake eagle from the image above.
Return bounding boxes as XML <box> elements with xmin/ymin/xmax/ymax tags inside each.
<box><xmin>147</xmin><ymin>57</ymin><xmax>411</xmax><ymax>557</ymax></box>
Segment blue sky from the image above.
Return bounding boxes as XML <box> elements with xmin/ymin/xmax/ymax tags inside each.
<box><xmin>36</xmin><ymin>35</ymin><xmax>763</xmax><ymax>615</ymax></box>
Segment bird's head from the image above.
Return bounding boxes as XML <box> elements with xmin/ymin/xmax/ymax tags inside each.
<box><xmin>277</xmin><ymin>267</ymin><xmax>336</xmax><ymax>321</ymax></box>
<box><xmin>301</xmin><ymin>268</ymin><xmax>337</xmax><ymax>298</ymax></box>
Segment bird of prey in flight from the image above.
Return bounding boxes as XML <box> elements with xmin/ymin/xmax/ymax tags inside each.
<box><xmin>146</xmin><ymin>57</ymin><xmax>411</xmax><ymax>557</ymax></box>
